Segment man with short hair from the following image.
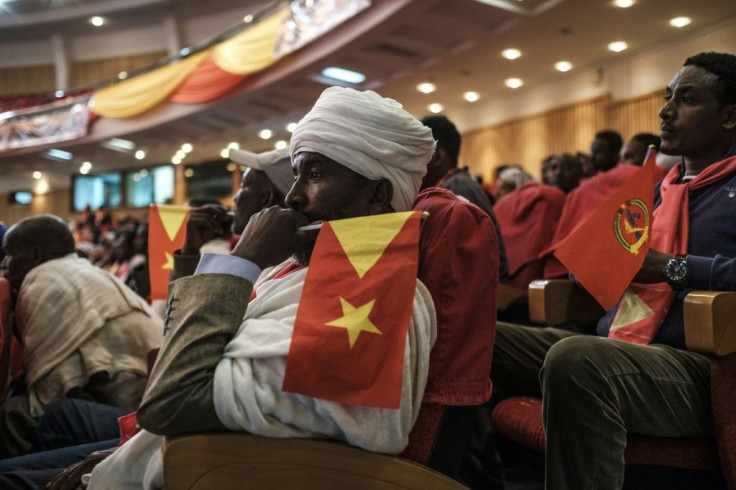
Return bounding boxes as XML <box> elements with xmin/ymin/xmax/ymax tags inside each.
<box><xmin>590</xmin><ymin>129</ymin><xmax>623</xmax><ymax>173</ymax></box>
<box><xmin>88</xmin><ymin>87</ymin><xmax>438</xmax><ymax>488</ymax></box>
<box><xmin>619</xmin><ymin>132</ymin><xmax>661</xmax><ymax>167</ymax></box>
<box><xmin>493</xmin><ymin>51</ymin><xmax>736</xmax><ymax>489</ymax></box>
<box><xmin>420</xmin><ymin>114</ymin><xmax>509</xmax><ymax>283</ymax></box>
<box><xmin>0</xmin><ymin>215</ymin><xmax>162</xmax><ymax>458</ymax></box>
<box><xmin>545</xmin><ymin>153</ymin><xmax>584</xmax><ymax>194</ymax></box>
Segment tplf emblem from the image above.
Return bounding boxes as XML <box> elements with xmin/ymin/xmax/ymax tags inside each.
<box><xmin>613</xmin><ymin>199</ymin><xmax>649</xmax><ymax>255</ymax></box>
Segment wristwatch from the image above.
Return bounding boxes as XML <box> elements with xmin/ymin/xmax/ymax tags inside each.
<box><xmin>664</xmin><ymin>254</ymin><xmax>687</xmax><ymax>291</ymax></box>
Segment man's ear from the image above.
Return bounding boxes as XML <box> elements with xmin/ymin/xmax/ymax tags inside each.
<box><xmin>431</xmin><ymin>148</ymin><xmax>447</xmax><ymax>168</ymax></box>
<box><xmin>369</xmin><ymin>179</ymin><xmax>394</xmax><ymax>214</ymax></box>
<box><xmin>722</xmin><ymin>104</ymin><xmax>736</xmax><ymax>130</ymax></box>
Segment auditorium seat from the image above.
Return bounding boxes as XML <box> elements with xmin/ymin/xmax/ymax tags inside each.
<box><xmin>492</xmin><ymin>280</ymin><xmax>736</xmax><ymax>489</ymax></box>
<box><xmin>163</xmin><ymin>433</ymin><xmax>467</xmax><ymax>489</ymax></box>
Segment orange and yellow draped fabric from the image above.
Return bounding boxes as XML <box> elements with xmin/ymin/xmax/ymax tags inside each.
<box><xmin>282</xmin><ymin>211</ymin><xmax>421</xmax><ymax>409</ymax></box>
<box><xmin>148</xmin><ymin>205</ymin><xmax>189</xmax><ymax>300</ymax></box>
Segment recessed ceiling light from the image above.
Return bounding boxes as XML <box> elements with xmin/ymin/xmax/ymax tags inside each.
<box><xmin>428</xmin><ymin>103</ymin><xmax>444</xmax><ymax>114</ymax></box>
<box><xmin>33</xmin><ymin>171</ymin><xmax>42</xmax><ymax>180</ymax></box>
<box><xmin>321</xmin><ymin>66</ymin><xmax>366</xmax><ymax>84</ymax></box>
<box><xmin>220</xmin><ymin>148</ymin><xmax>230</xmax><ymax>158</ymax></box>
<box><xmin>80</xmin><ymin>166</ymin><xmax>90</xmax><ymax>175</ymax></box>
<box><xmin>608</xmin><ymin>41</ymin><xmax>628</xmax><ymax>52</ymax></box>
<box><xmin>502</xmin><ymin>48</ymin><xmax>522</xmax><ymax>60</ymax></box>
<box><xmin>613</xmin><ymin>0</ymin><xmax>635</xmax><ymax>8</ymax></box>
<box><xmin>140</xmin><ymin>169</ymin><xmax>149</xmax><ymax>177</ymax></box>
<box><xmin>243</xmin><ymin>14</ymin><xmax>254</xmax><ymax>23</ymax></box>
<box><xmin>55</xmin><ymin>90</ymin><xmax>64</xmax><ymax>98</ymax></box>
<box><xmin>185</xmin><ymin>168</ymin><xmax>194</xmax><ymax>178</ymax></box>
<box><xmin>417</xmin><ymin>82</ymin><xmax>436</xmax><ymax>94</ymax></box>
<box><xmin>118</xmin><ymin>71</ymin><xmax>128</xmax><ymax>80</ymax></box>
<box><xmin>463</xmin><ymin>91</ymin><xmax>480</xmax><ymax>102</ymax></box>
<box><xmin>274</xmin><ymin>140</ymin><xmax>288</xmax><ymax>150</ymax></box>
<box><xmin>228</xmin><ymin>142</ymin><xmax>239</xmax><ymax>150</ymax></box>
<box><xmin>172</xmin><ymin>155</ymin><xmax>182</xmax><ymax>165</ymax></box>
<box><xmin>259</xmin><ymin>129</ymin><xmax>273</xmax><ymax>140</ymax></box>
<box><xmin>181</xmin><ymin>143</ymin><xmax>193</xmax><ymax>153</ymax></box>
<box><xmin>669</xmin><ymin>16</ymin><xmax>691</xmax><ymax>28</ymax></box>
<box><xmin>286</xmin><ymin>122</ymin><xmax>298</xmax><ymax>132</ymax></box>
<box><xmin>81</xmin><ymin>161</ymin><xmax>92</xmax><ymax>169</ymax></box>
<box><xmin>45</xmin><ymin>149</ymin><xmax>73</xmax><ymax>161</ymax></box>
<box><xmin>135</xmin><ymin>150</ymin><xmax>145</xmax><ymax>160</ymax></box>
<box><xmin>505</xmin><ymin>78</ymin><xmax>523</xmax><ymax>89</ymax></box>
<box><xmin>90</xmin><ymin>16</ymin><xmax>105</xmax><ymax>27</ymax></box>
<box><xmin>555</xmin><ymin>61</ymin><xmax>573</xmax><ymax>72</ymax></box>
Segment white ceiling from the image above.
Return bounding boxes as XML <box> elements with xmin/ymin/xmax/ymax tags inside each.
<box><xmin>1</xmin><ymin>0</ymin><xmax>736</xmax><ymax>193</ymax></box>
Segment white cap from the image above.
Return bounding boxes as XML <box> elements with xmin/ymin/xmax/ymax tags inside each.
<box><xmin>229</xmin><ymin>147</ymin><xmax>293</xmax><ymax>196</ymax></box>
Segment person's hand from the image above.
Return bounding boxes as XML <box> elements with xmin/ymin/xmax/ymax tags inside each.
<box><xmin>633</xmin><ymin>248</ymin><xmax>673</xmax><ymax>283</ymax></box>
<box><xmin>230</xmin><ymin>206</ymin><xmax>314</xmax><ymax>269</ymax></box>
<box><xmin>181</xmin><ymin>204</ymin><xmax>230</xmax><ymax>256</ymax></box>
<box><xmin>46</xmin><ymin>447</ymin><xmax>117</xmax><ymax>490</ymax></box>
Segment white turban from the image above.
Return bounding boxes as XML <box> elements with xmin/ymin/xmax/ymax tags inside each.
<box><xmin>290</xmin><ymin>87</ymin><xmax>436</xmax><ymax>212</ymax></box>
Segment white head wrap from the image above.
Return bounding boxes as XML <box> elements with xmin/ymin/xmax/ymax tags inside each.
<box><xmin>290</xmin><ymin>86</ymin><xmax>436</xmax><ymax>211</ymax></box>
<box><xmin>498</xmin><ymin>167</ymin><xmax>536</xmax><ymax>191</ymax></box>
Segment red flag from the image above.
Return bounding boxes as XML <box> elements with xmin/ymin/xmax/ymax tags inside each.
<box><xmin>282</xmin><ymin>211</ymin><xmax>421</xmax><ymax>409</ymax></box>
<box><xmin>148</xmin><ymin>205</ymin><xmax>188</xmax><ymax>300</ymax></box>
<box><xmin>554</xmin><ymin>149</ymin><xmax>656</xmax><ymax>310</ymax></box>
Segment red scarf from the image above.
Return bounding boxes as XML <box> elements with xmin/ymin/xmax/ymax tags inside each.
<box><xmin>609</xmin><ymin>155</ymin><xmax>736</xmax><ymax>344</ymax></box>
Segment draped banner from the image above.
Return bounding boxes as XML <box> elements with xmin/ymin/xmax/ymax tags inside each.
<box><xmin>148</xmin><ymin>205</ymin><xmax>189</xmax><ymax>301</ymax></box>
<box><xmin>0</xmin><ymin>95</ymin><xmax>91</xmax><ymax>151</ymax></box>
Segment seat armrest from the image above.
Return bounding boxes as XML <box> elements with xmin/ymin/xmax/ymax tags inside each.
<box><xmin>684</xmin><ymin>291</ymin><xmax>736</xmax><ymax>356</ymax></box>
<box><xmin>528</xmin><ymin>279</ymin><xmax>605</xmax><ymax>326</ymax></box>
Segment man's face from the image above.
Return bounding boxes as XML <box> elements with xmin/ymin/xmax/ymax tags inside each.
<box><xmin>285</xmin><ymin>152</ymin><xmax>376</xmax><ymax>264</ymax></box>
<box><xmin>659</xmin><ymin>65</ymin><xmax>730</xmax><ymax>160</ymax></box>
<box><xmin>1</xmin><ymin>231</ymin><xmax>38</xmax><ymax>305</ymax></box>
<box><xmin>541</xmin><ymin>158</ymin><xmax>554</xmax><ymax>185</ymax></box>
<box><xmin>232</xmin><ymin>168</ymin><xmax>274</xmax><ymax>235</ymax></box>
<box><xmin>590</xmin><ymin>138</ymin><xmax>619</xmax><ymax>172</ymax></box>
<box><xmin>619</xmin><ymin>140</ymin><xmax>647</xmax><ymax>166</ymax></box>
<box><xmin>549</xmin><ymin>157</ymin><xmax>583</xmax><ymax>193</ymax></box>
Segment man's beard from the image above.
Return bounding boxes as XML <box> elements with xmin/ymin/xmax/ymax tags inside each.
<box><xmin>293</xmin><ymin>241</ymin><xmax>315</xmax><ymax>266</ymax></box>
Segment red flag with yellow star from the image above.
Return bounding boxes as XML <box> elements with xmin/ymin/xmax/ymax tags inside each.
<box><xmin>282</xmin><ymin>211</ymin><xmax>421</xmax><ymax>409</ymax></box>
<box><xmin>148</xmin><ymin>204</ymin><xmax>188</xmax><ymax>300</ymax></box>
<box><xmin>554</xmin><ymin>149</ymin><xmax>657</xmax><ymax>310</ymax></box>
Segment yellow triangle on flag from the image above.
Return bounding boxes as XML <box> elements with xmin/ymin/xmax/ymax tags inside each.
<box><xmin>330</xmin><ymin>212</ymin><xmax>414</xmax><ymax>279</ymax></box>
<box><xmin>610</xmin><ymin>287</ymin><xmax>654</xmax><ymax>330</ymax></box>
<box><xmin>156</xmin><ymin>205</ymin><xmax>188</xmax><ymax>242</ymax></box>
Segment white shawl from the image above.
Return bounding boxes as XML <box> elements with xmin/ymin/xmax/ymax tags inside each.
<box><xmin>89</xmin><ymin>265</ymin><xmax>436</xmax><ymax>489</ymax></box>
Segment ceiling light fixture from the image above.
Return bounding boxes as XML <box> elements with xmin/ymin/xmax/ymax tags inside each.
<box><xmin>669</xmin><ymin>16</ymin><xmax>691</xmax><ymax>28</ymax></box>
<box><xmin>417</xmin><ymin>82</ymin><xmax>436</xmax><ymax>94</ymax></box>
<box><xmin>613</xmin><ymin>0</ymin><xmax>635</xmax><ymax>8</ymax></box>
<box><xmin>45</xmin><ymin>148</ymin><xmax>73</xmax><ymax>161</ymax></box>
<box><xmin>259</xmin><ymin>129</ymin><xmax>273</xmax><ymax>140</ymax></box>
<box><xmin>90</xmin><ymin>16</ymin><xmax>105</xmax><ymax>27</ymax></box>
<box><xmin>33</xmin><ymin>171</ymin><xmax>42</xmax><ymax>180</ymax></box>
<box><xmin>181</xmin><ymin>143</ymin><xmax>193</xmax><ymax>153</ymax></box>
<box><xmin>501</xmin><ymin>48</ymin><xmax>522</xmax><ymax>60</ymax></box>
<box><xmin>135</xmin><ymin>150</ymin><xmax>146</xmax><ymax>160</ymax></box>
<box><xmin>275</xmin><ymin>140</ymin><xmax>288</xmax><ymax>150</ymax></box>
<box><xmin>220</xmin><ymin>148</ymin><xmax>230</xmax><ymax>158</ymax></box>
<box><xmin>321</xmin><ymin>66</ymin><xmax>366</xmax><ymax>84</ymax></box>
<box><xmin>428</xmin><ymin>103</ymin><xmax>444</xmax><ymax>114</ymax></box>
<box><xmin>505</xmin><ymin>78</ymin><xmax>523</xmax><ymax>89</ymax></box>
<box><xmin>555</xmin><ymin>61</ymin><xmax>573</xmax><ymax>72</ymax></box>
<box><xmin>228</xmin><ymin>142</ymin><xmax>240</xmax><ymax>150</ymax></box>
<box><xmin>286</xmin><ymin>122</ymin><xmax>298</xmax><ymax>132</ymax></box>
<box><xmin>463</xmin><ymin>91</ymin><xmax>480</xmax><ymax>102</ymax></box>
<box><xmin>608</xmin><ymin>41</ymin><xmax>628</xmax><ymax>52</ymax></box>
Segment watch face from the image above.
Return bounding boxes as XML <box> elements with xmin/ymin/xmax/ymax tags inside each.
<box><xmin>666</xmin><ymin>258</ymin><xmax>687</xmax><ymax>282</ymax></box>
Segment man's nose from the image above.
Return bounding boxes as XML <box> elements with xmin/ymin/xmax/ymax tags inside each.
<box><xmin>285</xmin><ymin>183</ymin><xmax>302</xmax><ymax>210</ymax></box>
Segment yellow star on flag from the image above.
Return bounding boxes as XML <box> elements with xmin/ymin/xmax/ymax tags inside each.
<box><xmin>326</xmin><ymin>297</ymin><xmax>382</xmax><ymax>348</ymax></box>
<box><xmin>162</xmin><ymin>252</ymin><xmax>174</xmax><ymax>271</ymax></box>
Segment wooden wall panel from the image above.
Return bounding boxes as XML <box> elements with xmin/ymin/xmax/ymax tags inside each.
<box><xmin>606</xmin><ymin>90</ymin><xmax>663</xmax><ymax>140</ymax></box>
<box><xmin>460</xmin><ymin>96</ymin><xmax>609</xmax><ymax>180</ymax></box>
<box><xmin>71</xmin><ymin>51</ymin><xmax>167</xmax><ymax>88</ymax></box>
<box><xmin>0</xmin><ymin>65</ymin><xmax>55</xmax><ymax>96</ymax></box>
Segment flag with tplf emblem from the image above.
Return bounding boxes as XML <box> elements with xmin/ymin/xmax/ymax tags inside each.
<box><xmin>282</xmin><ymin>211</ymin><xmax>421</xmax><ymax>409</ymax></box>
<box><xmin>554</xmin><ymin>149</ymin><xmax>657</xmax><ymax>310</ymax></box>
<box><xmin>148</xmin><ymin>205</ymin><xmax>188</xmax><ymax>300</ymax></box>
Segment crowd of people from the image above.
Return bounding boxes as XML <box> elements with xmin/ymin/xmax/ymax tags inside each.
<box><xmin>0</xmin><ymin>50</ymin><xmax>734</xmax><ymax>489</ymax></box>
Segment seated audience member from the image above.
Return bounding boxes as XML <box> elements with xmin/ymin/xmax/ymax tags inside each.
<box><xmin>620</xmin><ymin>132</ymin><xmax>670</xmax><ymax>182</ymax></box>
<box><xmin>0</xmin><ymin>215</ymin><xmax>163</xmax><ymax>458</ymax></box>
<box><xmin>420</xmin><ymin>114</ymin><xmax>509</xmax><ymax>283</ymax></box>
<box><xmin>88</xmin><ymin>87</ymin><xmax>438</xmax><ymax>488</ymax></box>
<box><xmin>540</xmin><ymin>155</ymin><xmax>555</xmax><ymax>185</ymax></box>
<box><xmin>494</xmin><ymin>167</ymin><xmax>534</xmax><ymax>201</ymax></box>
<box><xmin>577</xmin><ymin>151</ymin><xmax>596</xmax><ymax>178</ymax></box>
<box><xmin>493</xmin><ymin>168</ymin><xmax>565</xmax><ymax>290</ymax></box>
<box><xmin>492</xmin><ymin>51</ymin><xmax>736</xmax><ymax>489</ymax></box>
<box><xmin>185</xmin><ymin>198</ymin><xmax>232</xmax><ymax>255</ymax></box>
<box><xmin>590</xmin><ymin>129</ymin><xmax>623</xmax><ymax>174</ymax></box>
<box><xmin>545</xmin><ymin>153</ymin><xmax>584</xmax><ymax>194</ymax></box>
<box><xmin>173</xmin><ymin>148</ymin><xmax>293</xmax><ymax>277</ymax></box>
<box><xmin>123</xmin><ymin>221</ymin><xmax>151</xmax><ymax>301</ymax></box>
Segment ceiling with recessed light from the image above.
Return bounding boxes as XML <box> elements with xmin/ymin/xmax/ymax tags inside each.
<box><xmin>1</xmin><ymin>0</ymin><xmax>735</xmax><ymax>194</ymax></box>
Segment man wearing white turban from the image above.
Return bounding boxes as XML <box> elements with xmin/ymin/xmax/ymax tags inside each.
<box><xmin>87</xmin><ymin>87</ymin><xmax>438</xmax><ymax>489</ymax></box>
